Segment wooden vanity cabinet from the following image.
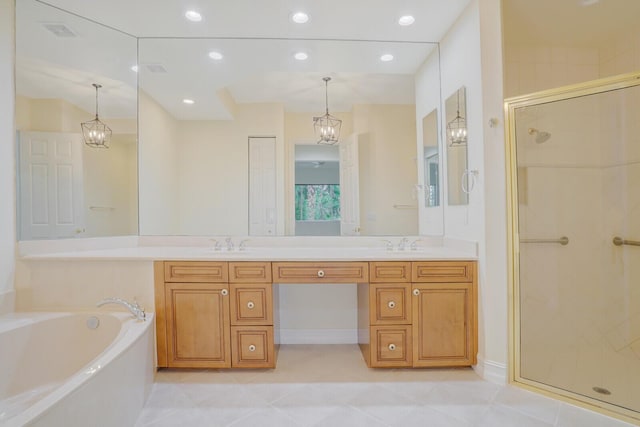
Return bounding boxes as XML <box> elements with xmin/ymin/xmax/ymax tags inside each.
<box><xmin>360</xmin><ymin>260</ymin><xmax>477</xmax><ymax>368</ymax></box>
<box><xmin>155</xmin><ymin>261</ymin><xmax>276</xmax><ymax>369</ymax></box>
<box><xmin>156</xmin><ymin>261</ymin><xmax>231</xmax><ymax>368</ymax></box>
<box><xmin>411</xmin><ymin>261</ymin><xmax>477</xmax><ymax>367</ymax></box>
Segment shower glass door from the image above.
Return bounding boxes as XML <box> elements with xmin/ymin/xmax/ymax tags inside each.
<box><xmin>508</xmin><ymin>73</ymin><xmax>640</xmax><ymax>421</ymax></box>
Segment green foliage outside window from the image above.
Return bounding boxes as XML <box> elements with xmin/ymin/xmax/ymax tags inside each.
<box><xmin>295</xmin><ymin>185</ymin><xmax>341</xmax><ymax>221</ymax></box>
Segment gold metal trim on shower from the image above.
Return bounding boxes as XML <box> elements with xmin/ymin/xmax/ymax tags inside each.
<box><xmin>505</xmin><ymin>71</ymin><xmax>640</xmax><ymax>425</ymax></box>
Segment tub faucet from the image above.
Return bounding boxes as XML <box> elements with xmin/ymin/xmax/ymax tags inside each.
<box><xmin>97</xmin><ymin>297</ymin><xmax>146</xmax><ymax>321</ymax></box>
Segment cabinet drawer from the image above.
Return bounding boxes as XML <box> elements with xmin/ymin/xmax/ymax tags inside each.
<box><xmin>231</xmin><ymin>326</ymin><xmax>275</xmax><ymax>368</ymax></box>
<box><xmin>370</xmin><ymin>283</ymin><xmax>411</xmax><ymax>325</ymax></box>
<box><xmin>411</xmin><ymin>261</ymin><xmax>474</xmax><ymax>283</ymax></box>
<box><xmin>370</xmin><ymin>325</ymin><xmax>412</xmax><ymax>367</ymax></box>
<box><xmin>272</xmin><ymin>262</ymin><xmax>369</xmax><ymax>283</ymax></box>
<box><xmin>369</xmin><ymin>262</ymin><xmax>411</xmax><ymax>283</ymax></box>
<box><xmin>165</xmin><ymin>261</ymin><xmax>228</xmax><ymax>283</ymax></box>
<box><xmin>229</xmin><ymin>262</ymin><xmax>272</xmax><ymax>283</ymax></box>
<box><xmin>230</xmin><ymin>284</ymin><xmax>273</xmax><ymax>325</ymax></box>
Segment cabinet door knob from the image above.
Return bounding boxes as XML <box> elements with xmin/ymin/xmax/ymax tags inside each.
<box><xmin>388</xmin><ymin>344</ymin><xmax>396</xmax><ymax>351</ymax></box>
<box><xmin>248</xmin><ymin>345</ymin><xmax>256</xmax><ymax>352</ymax></box>
<box><xmin>387</xmin><ymin>301</ymin><xmax>396</xmax><ymax>309</ymax></box>
<box><xmin>221</xmin><ymin>289</ymin><xmax>229</xmax><ymax>296</ymax></box>
<box><xmin>412</xmin><ymin>289</ymin><xmax>420</xmax><ymax>296</ymax></box>
<box><xmin>247</xmin><ymin>301</ymin><xmax>255</xmax><ymax>309</ymax></box>
<box><xmin>317</xmin><ymin>270</ymin><xmax>325</xmax><ymax>278</ymax></box>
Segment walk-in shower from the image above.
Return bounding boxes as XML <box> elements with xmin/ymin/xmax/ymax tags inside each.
<box><xmin>506</xmin><ymin>72</ymin><xmax>640</xmax><ymax>424</ymax></box>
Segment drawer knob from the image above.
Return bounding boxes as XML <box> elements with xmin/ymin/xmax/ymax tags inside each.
<box><xmin>221</xmin><ymin>289</ymin><xmax>229</xmax><ymax>296</ymax></box>
<box><xmin>248</xmin><ymin>344</ymin><xmax>256</xmax><ymax>352</ymax></box>
<box><xmin>387</xmin><ymin>301</ymin><xmax>396</xmax><ymax>309</ymax></box>
<box><xmin>388</xmin><ymin>344</ymin><xmax>396</xmax><ymax>351</ymax></box>
<box><xmin>317</xmin><ymin>270</ymin><xmax>325</xmax><ymax>278</ymax></box>
<box><xmin>247</xmin><ymin>301</ymin><xmax>255</xmax><ymax>309</ymax></box>
<box><xmin>412</xmin><ymin>289</ymin><xmax>420</xmax><ymax>296</ymax></box>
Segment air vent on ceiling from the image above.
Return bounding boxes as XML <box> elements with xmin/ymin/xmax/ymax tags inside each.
<box><xmin>42</xmin><ymin>23</ymin><xmax>76</xmax><ymax>38</ymax></box>
<box><xmin>146</xmin><ymin>64</ymin><xmax>168</xmax><ymax>73</ymax></box>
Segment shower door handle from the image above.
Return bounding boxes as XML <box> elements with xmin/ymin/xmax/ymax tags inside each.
<box><xmin>613</xmin><ymin>237</ymin><xmax>640</xmax><ymax>247</ymax></box>
<box><xmin>520</xmin><ymin>236</ymin><xmax>569</xmax><ymax>246</ymax></box>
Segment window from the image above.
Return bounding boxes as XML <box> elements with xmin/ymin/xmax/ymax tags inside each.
<box><xmin>295</xmin><ymin>184</ymin><xmax>340</xmax><ymax>221</ymax></box>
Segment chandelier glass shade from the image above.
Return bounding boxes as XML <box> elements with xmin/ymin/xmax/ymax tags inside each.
<box><xmin>81</xmin><ymin>83</ymin><xmax>111</xmax><ymax>148</ymax></box>
<box><xmin>447</xmin><ymin>90</ymin><xmax>467</xmax><ymax>146</ymax></box>
<box><xmin>313</xmin><ymin>77</ymin><xmax>342</xmax><ymax>145</ymax></box>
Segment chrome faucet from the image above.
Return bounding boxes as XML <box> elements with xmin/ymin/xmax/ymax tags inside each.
<box><xmin>410</xmin><ymin>239</ymin><xmax>422</xmax><ymax>251</ymax></box>
<box><xmin>225</xmin><ymin>237</ymin><xmax>234</xmax><ymax>251</ymax></box>
<box><xmin>97</xmin><ymin>297</ymin><xmax>146</xmax><ymax>321</ymax></box>
<box><xmin>238</xmin><ymin>239</ymin><xmax>249</xmax><ymax>251</ymax></box>
<box><xmin>381</xmin><ymin>239</ymin><xmax>394</xmax><ymax>251</ymax></box>
<box><xmin>397</xmin><ymin>237</ymin><xmax>409</xmax><ymax>251</ymax></box>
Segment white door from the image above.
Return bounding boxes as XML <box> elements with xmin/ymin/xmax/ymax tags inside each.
<box><xmin>18</xmin><ymin>131</ymin><xmax>84</xmax><ymax>239</ymax></box>
<box><xmin>339</xmin><ymin>133</ymin><xmax>360</xmax><ymax>235</ymax></box>
<box><xmin>248</xmin><ymin>137</ymin><xmax>277</xmax><ymax>236</ymax></box>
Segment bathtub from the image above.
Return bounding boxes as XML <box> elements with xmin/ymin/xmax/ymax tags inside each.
<box><xmin>0</xmin><ymin>311</ymin><xmax>155</xmax><ymax>427</ymax></box>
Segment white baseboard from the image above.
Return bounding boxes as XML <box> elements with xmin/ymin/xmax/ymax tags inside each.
<box><xmin>278</xmin><ymin>329</ymin><xmax>358</xmax><ymax>345</ymax></box>
<box><xmin>474</xmin><ymin>355</ymin><xmax>507</xmax><ymax>384</ymax></box>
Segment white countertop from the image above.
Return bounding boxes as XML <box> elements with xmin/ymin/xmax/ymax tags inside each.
<box><xmin>18</xmin><ymin>236</ymin><xmax>478</xmax><ymax>261</ymax></box>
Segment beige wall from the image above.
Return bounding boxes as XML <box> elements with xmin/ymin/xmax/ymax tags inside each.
<box><xmin>15</xmin><ymin>96</ymin><xmax>138</xmax><ymax>237</ymax></box>
<box><xmin>352</xmin><ymin>104</ymin><xmax>418</xmax><ymax>236</ymax></box>
<box><xmin>139</xmin><ymin>92</ymin><xmax>179</xmax><ymax>235</ymax></box>
<box><xmin>0</xmin><ymin>0</ymin><xmax>15</xmax><ymax>312</ymax></box>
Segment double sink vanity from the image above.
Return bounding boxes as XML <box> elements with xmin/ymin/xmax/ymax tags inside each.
<box><xmin>152</xmin><ymin>244</ymin><xmax>477</xmax><ymax>370</ymax></box>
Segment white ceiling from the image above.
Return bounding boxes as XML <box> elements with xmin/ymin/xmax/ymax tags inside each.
<box><xmin>17</xmin><ymin>0</ymin><xmax>472</xmax><ymax>120</ymax></box>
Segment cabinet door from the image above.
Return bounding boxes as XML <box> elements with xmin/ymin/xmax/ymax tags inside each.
<box><xmin>165</xmin><ymin>283</ymin><xmax>231</xmax><ymax>368</ymax></box>
<box><xmin>412</xmin><ymin>283</ymin><xmax>476</xmax><ymax>367</ymax></box>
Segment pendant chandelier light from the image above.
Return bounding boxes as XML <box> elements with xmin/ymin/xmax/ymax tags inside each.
<box><xmin>447</xmin><ymin>90</ymin><xmax>467</xmax><ymax>146</ymax></box>
<box><xmin>313</xmin><ymin>77</ymin><xmax>342</xmax><ymax>145</ymax></box>
<box><xmin>81</xmin><ymin>83</ymin><xmax>111</xmax><ymax>148</ymax></box>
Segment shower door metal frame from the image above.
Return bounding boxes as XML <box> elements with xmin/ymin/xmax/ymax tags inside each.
<box><xmin>505</xmin><ymin>71</ymin><xmax>640</xmax><ymax>424</ymax></box>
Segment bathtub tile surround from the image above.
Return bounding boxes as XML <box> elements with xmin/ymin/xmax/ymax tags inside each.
<box><xmin>0</xmin><ymin>289</ymin><xmax>14</xmax><ymax>315</ymax></box>
<box><xmin>135</xmin><ymin>345</ymin><xmax>635</xmax><ymax>427</ymax></box>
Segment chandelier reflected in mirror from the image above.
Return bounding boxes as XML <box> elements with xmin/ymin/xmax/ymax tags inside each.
<box><xmin>313</xmin><ymin>77</ymin><xmax>342</xmax><ymax>145</ymax></box>
<box><xmin>447</xmin><ymin>88</ymin><xmax>467</xmax><ymax>146</ymax></box>
<box><xmin>81</xmin><ymin>83</ymin><xmax>112</xmax><ymax>148</ymax></box>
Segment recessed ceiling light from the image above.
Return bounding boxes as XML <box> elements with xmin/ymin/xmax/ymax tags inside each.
<box><xmin>131</xmin><ymin>65</ymin><xmax>138</xmax><ymax>72</ymax></box>
<box><xmin>398</xmin><ymin>15</ymin><xmax>415</xmax><ymax>26</ymax></box>
<box><xmin>580</xmin><ymin>0</ymin><xmax>599</xmax><ymax>5</ymax></box>
<box><xmin>183</xmin><ymin>99</ymin><xmax>195</xmax><ymax>105</ymax></box>
<box><xmin>185</xmin><ymin>10</ymin><xmax>202</xmax><ymax>22</ymax></box>
<box><xmin>380</xmin><ymin>54</ymin><xmax>394</xmax><ymax>62</ymax></box>
<box><xmin>291</xmin><ymin>12</ymin><xmax>309</xmax><ymax>24</ymax></box>
<box><xmin>294</xmin><ymin>52</ymin><xmax>308</xmax><ymax>61</ymax></box>
<box><xmin>208</xmin><ymin>51</ymin><xmax>223</xmax><ymax>60</ymax></box>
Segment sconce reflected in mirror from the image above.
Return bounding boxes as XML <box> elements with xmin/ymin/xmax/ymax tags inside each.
<box><xmin>446</xmin><ymin>86</ymin><xmax>469</xmax><ymax>205</ymax></box>
<box><xmin>422</xmin><ymin>109</ymin><xmax>439</xmax><ymax>207</ymax></box>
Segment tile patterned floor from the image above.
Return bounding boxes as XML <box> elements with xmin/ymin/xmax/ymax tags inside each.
<box><xmin>135</xmin><ymin>345</ymin><xmax>636</xmax><ymax>427</ymax></box>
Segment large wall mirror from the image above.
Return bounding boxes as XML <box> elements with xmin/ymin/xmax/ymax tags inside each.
<box><xmin>422</xmin><ymin>109</ymin><xmax>440</xmax><ymax>208</ymax></box>
<box><xmin>15</xmin><ymin>0</ymin><xmax>138</xmax><ymax>240</ymax></box>
<box><xmin>137</xmin><ymin>38</ymin><xmax>442</xmax><ymax>237</ymax></box>
<box><xmin>445</xmin><ymin>86</ymin><xmax>469</xmax><ymax>206</ymax></box>
<box><xmin>14</xmin><ymin>1</ymin><xmax>446</xmax><ymax>240</ymax></box>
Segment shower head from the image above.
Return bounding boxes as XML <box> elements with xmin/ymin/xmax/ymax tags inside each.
<box><xmin>528</xmin><ymin>128</ymin><xmax>551</xmax><ymax>143</ymax></box>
